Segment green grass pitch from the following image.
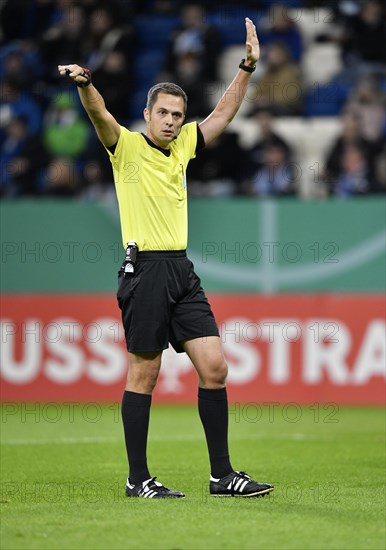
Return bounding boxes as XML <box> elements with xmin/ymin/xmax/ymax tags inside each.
<box><xmin>0</xmin><ymin>403</ymin><xmax>385</xmax><ymax>549</ymax></box>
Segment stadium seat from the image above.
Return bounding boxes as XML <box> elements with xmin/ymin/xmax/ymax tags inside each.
<box><xmin>307</xmin><ymin>117</ymin><xmax>342</xmax><ymax>159</ymax></box>
<box><xmin>134</xmin><ymin>15</ymin><xmax>180</xmax><ymax>47</ymax></box>
<box><xmin>207</xmin><ymin>9</ymin><xmax>261</xmax><ymax>47</ymax></box>
<box><xmin>134</xmin><ymin>50</ymin><xmax>166</xmax><ymax>90</ymax></box>
<box><xmin>228</xmin><ymin>116</ymin><xmax>343</xmax><ymax>197</ymax></box>
<box><xmin>225</xmin><ymin>117</ymin><xmax>261</xmax><ymax>148</ymax></box>
<box><xmin>260</xmin><ymin>0</ymin><xmax>303</xmax><ymax>6</ymax></box>
<box><xmin>302</xmin><ymin>43</ymin><xmax>342</xmax><ymax>86</ymax></box>
<box><xmin>273</xmin><ymin>117</ymin><xmax>307</xmax><ymax>155</ymax></box>
<box><xmin>272</xmin><ymin>118</ymin><xmax>308</xmax><ymax>195</ymax></box>
<box><xmin>129</xmin><ymin>88</ymin><xmax>149</xmax><ymax>120</ymax></box>
<box><xmin>302</xmin><ymin>117</ymin><xmax>342</xmax><ymax>196</ymax></box>
<box><xmin>304</xmin><ymin>79</ymin><xmax>352</xmax><ymax>117</ymax></box>
<box><xmin>129</xmin><ymin>119</ymin><xmax>147</xmax><ymax>134</ymax></box>
<box><xmin>288</xmin><ymin>8</ymin><xmax>334</xmax><ymax>46</ymax></box>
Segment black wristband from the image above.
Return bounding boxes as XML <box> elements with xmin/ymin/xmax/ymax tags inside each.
<box><xmin>75</xmin><ymin>68</ymin><xmax>92</xmax><ymax>88</ymax></box>
<box><xmin>239</xmin><ymin>59</ymin><xmax>256</xmax><ymax>73</ymax></box>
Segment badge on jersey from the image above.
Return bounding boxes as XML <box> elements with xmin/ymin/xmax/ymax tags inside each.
<box><xmin>180</xmin><ymin>164</ymin><xmax>187</xmax><ymax>191</ymax></box>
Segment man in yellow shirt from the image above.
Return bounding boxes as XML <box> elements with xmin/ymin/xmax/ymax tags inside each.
<box><xmin>59</xmin><ymin>18</ymin><xmax>273</xmax><ymax>499</ymax></box>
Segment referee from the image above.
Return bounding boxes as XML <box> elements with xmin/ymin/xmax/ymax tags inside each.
<box><xmin>59</xmin><ymin>18</ymin><xmax>273</xmax><ymax>499</ymax></box>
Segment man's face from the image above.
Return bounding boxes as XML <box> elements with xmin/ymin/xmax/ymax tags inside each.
<box><xmin>144</xmin><ymin>93</ymin><xmax>185</xmax><ymax>148</ymax></box>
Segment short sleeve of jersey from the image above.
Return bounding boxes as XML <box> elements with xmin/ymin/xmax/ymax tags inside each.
<box><xmin>177</xmin><ymin>122</ymin><xmax>199</xmax><ymax>161</ymax></box>
<box><xmin>104</xmin><ymin>126</ymin><xmax>137</xmax><ymax>162</ymax></box>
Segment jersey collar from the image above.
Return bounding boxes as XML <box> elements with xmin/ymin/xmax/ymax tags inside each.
<box><xmin>141</xmin><ymin>133</ymin><xmax>171</xmax><ymax>157</ymax></box>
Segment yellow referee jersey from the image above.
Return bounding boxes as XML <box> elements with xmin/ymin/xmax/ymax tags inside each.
<box><xmin>106</xmin><ymin>122</ymin><xmax>198</xmax><ymax>251</ymax></box>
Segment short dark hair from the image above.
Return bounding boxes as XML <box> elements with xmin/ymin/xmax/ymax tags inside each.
<box><xmin>146</xmin><ymin>82</ymin><xmax>188</xmax><ymax>113</ymax></box>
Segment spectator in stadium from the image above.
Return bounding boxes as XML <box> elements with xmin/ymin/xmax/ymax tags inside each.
<box><xmin>42</xmin><ymin>157</ymin><xmax>80</xmax><ymax>197</ymax></box>
<box><xmin>250</xmin><ymin>42</ymin><xmax>302</xmax><ymax>115</ymax></box>
<box><xmin>158</xmin><ymin>45</ymin><xmax>211</xmax><ymax>118</ymax></box>
<box><xmin>42</xmin><ymin>92</ymin><xmax>90</xmax><ymax>160</ymax></box>
<box><xmin>127</xmin><ymin>0</ymin><xmax>179</xmax><ymax>15</ymax></box>
<box><xmin>0</xmin><ymin>116</ymin><xmax>50</xmax><ymax>197</ymax></box>
<box><xmin>340</xmin><ymin>0</ymin><xmax>386</xmax><ymax>66</ymax></box>
<box><xmin>323</xmin><ymin>112</ymin><xmax>378</xmax><ymax>184</ymax></box>
<box><xmin>332</xmin><ymin>144</ymin><xmax>380</xmax><ymax>196</ymax></box>
<box><xmin>164</xmin><ymin>4</ymin><xmax>221</xmax><ymax>82</ymax></box>
<box><xmin>39</xmin><ymin>3</ymin><xmax>87</xmax><ymax>82</ymax></box>
<box><xmin>187</xmin><ymin>131</ymin><xmax>246</xmax><ymax>196</ymax></box>
<box><xmin>0</xmin><ymin>0</ymin><xmax>59</xmax><ymax>43</ymax></box>
<box><xmin>81</xmin><ymin>132</ymin><xmax>116</xmax><ymax>199</ymax></box>
<box><xmin>1</xmin><ymin>50</ymin><xmax>35</xmax><ymax>91</ymax></box>
<box><xmin>0</xmin><ymin>78</ymin><xmax>42</xmax><ymax>140</ymax></box>
<box><xmin>375</xmin><ymin>142</ymin><xmax>386</xmax><ymax>192</ymax></box>
<box><xmin>82</xmin><ymin>4</ymin><xmax>135</xmax><ymax>71</ymax></box>
<box><xmin>81</xmin><ymin>157</ymin><xmax>116</xmax><ymax>201</ymax></box>
<box><xmin>245</xmin><ymin>106</ymin><xmax>292</xmax><ymax>174</ymax></box>
<box><xmin>343</xmin><ymin>78</ymin><xmax>386</xmax><ymax>146</ymax></box>
<box><xmin>91</xmin><ymin>51</ymin><xmax>133</xmax><ymax>121</ymax></box>
<box><xmin>246</xmin><ymin>142</ymin><xmax>296</xmax><ymax>196</ymax></box>
<box><xmin>259</xmin><ymin>2</ymin><xmax>303</xmax><ymax>62</ymax></box>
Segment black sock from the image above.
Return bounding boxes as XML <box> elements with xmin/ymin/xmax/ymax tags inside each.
<box><xmin>198</xmin><ymin>387</ymin><xmax>233</xmax><ymax>479</ymax></box>
<box><xmin>121</xmin><ymin>390</ymin><xmax>152</xmax><ymax>485</ymax></box>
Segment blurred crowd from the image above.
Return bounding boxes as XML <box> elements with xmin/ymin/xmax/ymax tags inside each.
<box><xmin>0</xmin><ymin>0</ymin><xmax>385</xmax><ymax>199</ymax></box>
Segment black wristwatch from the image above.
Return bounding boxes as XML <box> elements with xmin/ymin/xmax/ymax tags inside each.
<box><xmin>239</xmin><ymin>59</ymin><xmax>256</xmax><ymax>73</ymax></box>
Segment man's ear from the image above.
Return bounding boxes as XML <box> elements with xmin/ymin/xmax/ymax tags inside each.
<box><xmin>143</xmin><ymin>108</ymin><xmax>150</xmax><ymax>123</ymax></box>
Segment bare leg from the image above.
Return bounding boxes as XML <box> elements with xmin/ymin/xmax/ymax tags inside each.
<box><xmin>125</xmin><ymin>351</ymin><xmax>162</xmax><ymax>393</ymax></box>
<box><xmin>182</xmin><ymin>336</ymin><xmax>227</xmax><ymax>389</ymax></box>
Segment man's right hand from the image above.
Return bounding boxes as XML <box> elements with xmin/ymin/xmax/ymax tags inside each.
<box><xmin>58</xmin><ymin>64</ymin><xmax>91</xmax><ymax>87</ymax></box>
<box><xmin>58</xmin><ymin>64</ymin><xmax>121</xmax><ymax>148</ymax></box>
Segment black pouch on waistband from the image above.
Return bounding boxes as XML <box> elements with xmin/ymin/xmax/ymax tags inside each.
<box><xmin>121</xmin><ymin>241</ymin><xmax>138</xmax><ymax>275</ymax></box>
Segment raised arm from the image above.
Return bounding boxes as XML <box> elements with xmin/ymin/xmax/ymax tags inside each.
<box><xmin>58</xmin><ymin>64</ymin><xmax>121</xmax><ymax>147</ymax></box>
<box><xmin>199</xmin><ymin>18</ymin><xmax>260</xmax><ymax>145</ymax></box>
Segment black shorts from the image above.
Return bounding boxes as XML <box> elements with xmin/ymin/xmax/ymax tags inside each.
<box><xmin>117</xmin><ymin>250</ymin><xmax>219</xmax><ymax>353</ymax></box>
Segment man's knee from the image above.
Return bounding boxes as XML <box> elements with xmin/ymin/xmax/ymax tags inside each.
<box><xmin>126</xmin><ymin>352</ymin><xmax>161</xmax><ymax>394</ymax></box>
<box><xmin>201</xmin><ymin>356</ymin><xmax>228</xmax><ymax>388</ymax></box>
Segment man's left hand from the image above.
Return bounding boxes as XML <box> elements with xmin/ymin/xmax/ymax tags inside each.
<box><xmin>245</xmin><ymin>17</ymin><xmax>260</xmax><ymax>66</ymax></box>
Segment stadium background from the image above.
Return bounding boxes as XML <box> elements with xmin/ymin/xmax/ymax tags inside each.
<box><xmin>1</xmin><ymin>3</ymin><xmax>385</xmax><ymax>550</ymax></box>
<box><xmin>1</xmin><ymin>1</ymin><xmax>385</xmax><ymax>404</ymax></box>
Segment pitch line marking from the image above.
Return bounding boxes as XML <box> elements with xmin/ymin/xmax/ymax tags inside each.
<box><xmin>1</xmin><ymin>432</ymin><xmax>330</xmax><ymax>446</ymax></box>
